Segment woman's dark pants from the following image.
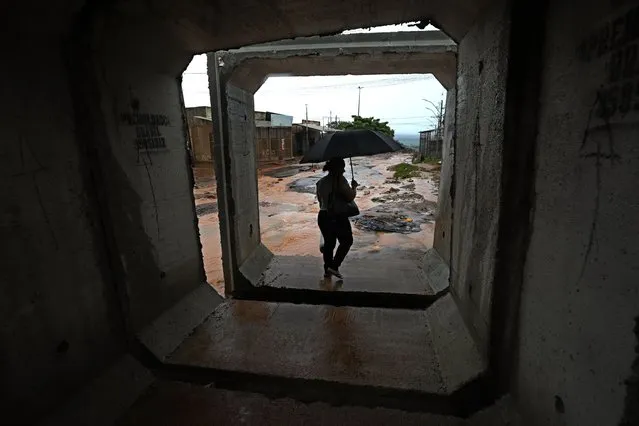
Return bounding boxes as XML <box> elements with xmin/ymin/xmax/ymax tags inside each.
<box><xmin>318</xmin><ymin>210</ymin><xmax>353</xmax><ymax>272</ymax></box>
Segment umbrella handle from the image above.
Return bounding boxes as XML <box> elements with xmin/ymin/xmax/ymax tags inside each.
<box><xmin>349</xmin><ymin>157</ymin><xmax>354</xmax><ymax>182</ymax></box>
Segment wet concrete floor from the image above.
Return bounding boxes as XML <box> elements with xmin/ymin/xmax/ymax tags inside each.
<box><xmin>258</xmin><ymin>255</ymin><xmax>436</xmax><ymax>295</ymax></box>
<box><xmin>167</xmin><ymin>296</ymin><xmax>483</xmax><ymax>395</ymax></box>
<box><xmin>169</xmin><ymin>300</ymin><xmax>445</xmax><ymax>393</ymax></box>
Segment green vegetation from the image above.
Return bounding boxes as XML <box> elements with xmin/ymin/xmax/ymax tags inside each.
<box><xmin>388</xmin><ymin>163</ymin><xmax>422</xmax><ymax>179</ymax></box>
<box><xmin>328</xmin><ymin>115</ymin><xmax>395</xmax><ymax>137</ymax></box>
<box><xmin>412</xmin><ymin>154</ymin><xmax>441</xmax><ymax>165</ymax></box>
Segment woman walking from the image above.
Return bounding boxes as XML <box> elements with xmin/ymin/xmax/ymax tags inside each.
<box><xmin>316</xmin><ymin>158</ymin><xmax>359</xmax><ymax>279</ymax></box>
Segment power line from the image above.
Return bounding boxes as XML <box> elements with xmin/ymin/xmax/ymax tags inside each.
<box><xmin>258</xmin><ymin>76</ymin><xmax>431</xmax><ymax>92</ymax></box>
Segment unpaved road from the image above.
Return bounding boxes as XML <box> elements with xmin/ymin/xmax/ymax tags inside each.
<box><xmin>193</xmin><ymin>153</ymin><xmax>440</xmax><ymax>295</ymax></box>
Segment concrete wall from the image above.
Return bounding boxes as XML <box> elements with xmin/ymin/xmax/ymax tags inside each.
<box><xmin>93</xmin><ymin>22</ymin><xmax>205</xmax><ymax>332</ymax></box>
<box><xmin>433</xmin><ymin>88</ymin><xmax>456</xmax><ymax>265</ymax></box>
<box><xmin>0</xmin><ymin>38</ymin><xmax>123</xmax><ymax>424</ymax></box>
<box><xmin>449</xmin><ymin>0</ymin><xmax>510</xmax><ymax>349</ymax></box>
<box><xmin>515</xmin><ymin>1</ymin><xmax>639</xmax><ymax>425</ymax></box>
<box><xmin>226</xmin><ymin>84</ymin><xmax>261</xmax><ymax>267</ymax></box>
<box><xmin>210</xmin><ymin>55</ymin><xmax>269</xmax><ymax>294</ymax></box>
<box><xmin>1</xmin><ymin>10</ymin><xmax>208</xmax><ymax>424</ymax></box>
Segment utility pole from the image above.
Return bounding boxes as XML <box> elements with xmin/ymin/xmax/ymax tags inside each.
<box><xmin>357</xmin><ymin>86</ymin><xmax>362</xmax><ymax>116</ymax></box>
<box><xmin>305</xmin><ymin>104</ymin><xmax>309</xmax><ymax>152</ymax></box>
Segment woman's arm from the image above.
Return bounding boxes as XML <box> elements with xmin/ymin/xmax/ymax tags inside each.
<box><xmin>338</xmin><ymin>176</ymin><xmax>357</xmax><ymax>202</ymax></box>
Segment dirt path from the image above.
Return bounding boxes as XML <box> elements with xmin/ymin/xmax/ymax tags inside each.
<box><xmin>193</xmin><ymin>153</ymin><xmax>440</xmax><ymax>295</ymax></box>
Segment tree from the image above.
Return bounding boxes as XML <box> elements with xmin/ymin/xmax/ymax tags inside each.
<box><xmin>328</xmin><ymin>115</ymin><xmax>395</xmax><ymax>137</ymax></box>
<box><xmin>423</xmin><ymin>98</ymin><xmax>445</xmax><ymax>132</ymax></box>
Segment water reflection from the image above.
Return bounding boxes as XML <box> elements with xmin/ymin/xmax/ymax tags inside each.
<box><xmin>321</xmin><ymin>304</ymin><xmax>364</xmax><ymax>378</ymax></box>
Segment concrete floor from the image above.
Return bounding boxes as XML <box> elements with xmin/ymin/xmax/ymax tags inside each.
<box><xmin>167</xmin><ymin>295</ymin><xmax>483</xmax><ymax>395</ymax></box>
<box><xmin>258</xmin><ymin>255</ymin><xmax>438</xmax><ymax>295</ymax></box>
<box><xmin>118</xmin><ymin>381</ymin><xmax>521</xmax><ymax>426</ymax></box>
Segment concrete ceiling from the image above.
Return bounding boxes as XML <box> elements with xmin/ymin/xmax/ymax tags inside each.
<box><xmin>10</xmin><ymin>0</ymin><xmax>492</xmax><ymax>51</ymax></box>
<box><xmin>161</xmin><ymin>0</ymin><xmax>491</xmax><ymax>50</ymax></box>
<box><xmin>1</xmin><ymin>0</ymin><xmax>84</xmax><ymax>34</ymax></box>
<box><xmin>228</xmin><ymin>53</ymin><xmax>457</xmax><ymax>93</ymax></box>
<box><xmin>222</xmin><ymin>31</ymin><xmax>458</xmax><ymax>92</ymax></box>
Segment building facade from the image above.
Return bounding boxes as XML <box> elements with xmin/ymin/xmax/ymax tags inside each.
<box><xmin>255</xmin><ymin>111</ymin><xmax>294</xmax><ymax>162</ymax></box>
<box><xmin>185</xmin><ymin>106</ymin><xmax>213</xmax><ymax>163</ymax></box>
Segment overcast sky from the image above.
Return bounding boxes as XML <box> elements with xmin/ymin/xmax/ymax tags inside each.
<box><xmin>181</xmin><ymin>24</ymin><xmax>446</xmax><ymax>135</ymax></box>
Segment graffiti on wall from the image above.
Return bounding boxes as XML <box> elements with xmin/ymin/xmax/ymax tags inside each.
<box><xmin>121</xmin><ymin>112</ymin><xmax>171</xmax><ymax>150</ymax></box>
<box><xmin>577</xmin><ymin>5</ymin><xmax>639</xmax><ymax>121</ymax></box>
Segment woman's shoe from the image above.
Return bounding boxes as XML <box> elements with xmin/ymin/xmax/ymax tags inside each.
<box><xmin>326</xmin><ymin>267</ymin><xmax>343</xmax><ymax>279</ymax></box>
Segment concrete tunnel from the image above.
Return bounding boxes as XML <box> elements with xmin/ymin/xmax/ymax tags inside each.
<box><xmin>2</xmin><ymin>0</ymin><xmax>638</xmax><ymax>425</ymax></box>
<box><xmin>209</xmin><ymin>30</ymin><xmax>457</xmax><ymax>295</ymax></box>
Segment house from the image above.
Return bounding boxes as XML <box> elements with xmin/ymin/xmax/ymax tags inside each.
<box><xmin>185</xmin><ymin>106</ymin><xmax>213</xmax><ymax>163</ymax></box>
<box><xmin>186</xmin><ymin>108</ymin><xmax>297</xmax><ymax>164</ymax></box>
<box><xmin>254</xmin><ymin>111</ymin><xmax>294</xmax><ymax>162</ymax></box>
<box><xmin>292</xmin><ymin>120</ymin><xmax>341</xmax><ymax>156</ymax></box>
<box><xmin>418</xmin><ymin>127</ymin><xmax>444</xmax><ymax>160</ymax></box>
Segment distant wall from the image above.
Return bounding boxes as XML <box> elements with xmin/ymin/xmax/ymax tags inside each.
<box><xmin>418</xmin><ymin>129</ymin><xmax>444</xmax><ymax>160</ymax></box>
<box><xmin>0</xmin><ymin>38</ymin><xmax>123</xmax><ymax>424</ymax></box>
<box><xmin>449</xmin><ymin>0</ymin><xmax>510</xmax><ymax>350</ymax></box>
<box><xmin>515</xmin><ymin>1</ymin><xmax>639</xmax><ymax>425</ymax></box>
<box><xmin>189</xmin><ymin>119</ymin><xmax>214</xmax><ymax>162</ymax></box>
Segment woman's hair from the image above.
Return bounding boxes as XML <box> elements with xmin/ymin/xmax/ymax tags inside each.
<box><xmin>323</xmin><ymin>157</ymin><xmax>345</xmax><ymax>174</ymax></box>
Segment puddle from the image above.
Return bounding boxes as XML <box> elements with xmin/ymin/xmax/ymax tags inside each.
<box><xmin>354</xmin><ymin>214</ymin><xmax>423</xmax><ymax>233</ymax></box>
<box><xmin>196</xmin><ymin>202</ymin><xmax>218</xmax><ymax>216</ymax></box>
<box><xmin>194</xmin><ymin>152</ymin><xmax>440</xmax><ymax>288</ymax></box>
<box><xmin>289</xmin><ymin>176</ymin><xmax>321</xmax><ymax>194</ymax></box>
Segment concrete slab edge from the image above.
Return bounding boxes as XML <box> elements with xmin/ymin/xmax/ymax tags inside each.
<box><xmin>154</xmin><ymin>362</ymin><xmax>463</xmax><ymax>416</ymax></box>
<box><xmin>467</xmin><ymin>395</ymin><xmax>524</xmax><ymax>425</ymax></box>
<box><xmin>40</xmin><ymin>355</ymin><xmax>154</xmax><ymax>426</ymax></box>
<box><xmin>425</xmin><ymin>294</ymin><xmax>487</xmax><ymax>393</ymax></box>
<box><xmin>239</xmin><ymin>243</ymin><xmax>274</xmax><ymax>285</ymax></box>
<box><xmin>238</xmin><ymin>285</ymin><xmax>439</xmax><ymax>309</ymax></box>
<box><xmin>138</xmin><ymin>282</ymin><xmax>223</xmax><ymax>360</ymax></box>
<box><xmin>422</xmin><ymin>248</ymin><xmax>451</xmax><ymax>295</ymax></box>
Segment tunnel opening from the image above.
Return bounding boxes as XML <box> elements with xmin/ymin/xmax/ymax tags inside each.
<box><xmin>159</xmin><ymin>25</ymin><xmax>486</xmax><ymax>415</ymax></box>
<box><xmin>207</xmin><ymin>25</ymin><xmax>458</xmax><ymax>300</ymax></box>
<box><xmin>252</xmin><ymin>73</ymin><xmax>446</xmax><ymax>300</ymax></box>
<box><xmin>180</xmin><ymin>22</ymin><xmax>453</xmax><ymax>301</ymax></box>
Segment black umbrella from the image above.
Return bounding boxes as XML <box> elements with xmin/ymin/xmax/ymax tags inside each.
<box><xmin>300</xmin><ymin>129</ymin><xmax>403</xmax><ymax>179</ymax></box>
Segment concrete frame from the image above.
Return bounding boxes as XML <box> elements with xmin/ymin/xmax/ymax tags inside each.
<box><xmin>207</xmin><ymin>31</ymin><xmax>457</xmax><ymax>296</ymax></box>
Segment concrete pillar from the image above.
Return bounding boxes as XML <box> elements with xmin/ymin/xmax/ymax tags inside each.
<box><xmin>433</xmin><ymin>87</ymin><xmax>456</xmax><ymax>265</ymax></box>
<box><xmin>449</xmin><ymin>0</ymin><xmax>511</xmax><ymax>352</ymax></box>
<box><xmin>208</xmin><ymin>53</ymin><xmax>273</xmax><ymax>295</ymax></box>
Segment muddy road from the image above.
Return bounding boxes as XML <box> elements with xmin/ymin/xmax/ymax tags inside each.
<box><xmin>193</xmin><ymin>152</ymin><xmax>441</xmax><ymax>295</ymax></box>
